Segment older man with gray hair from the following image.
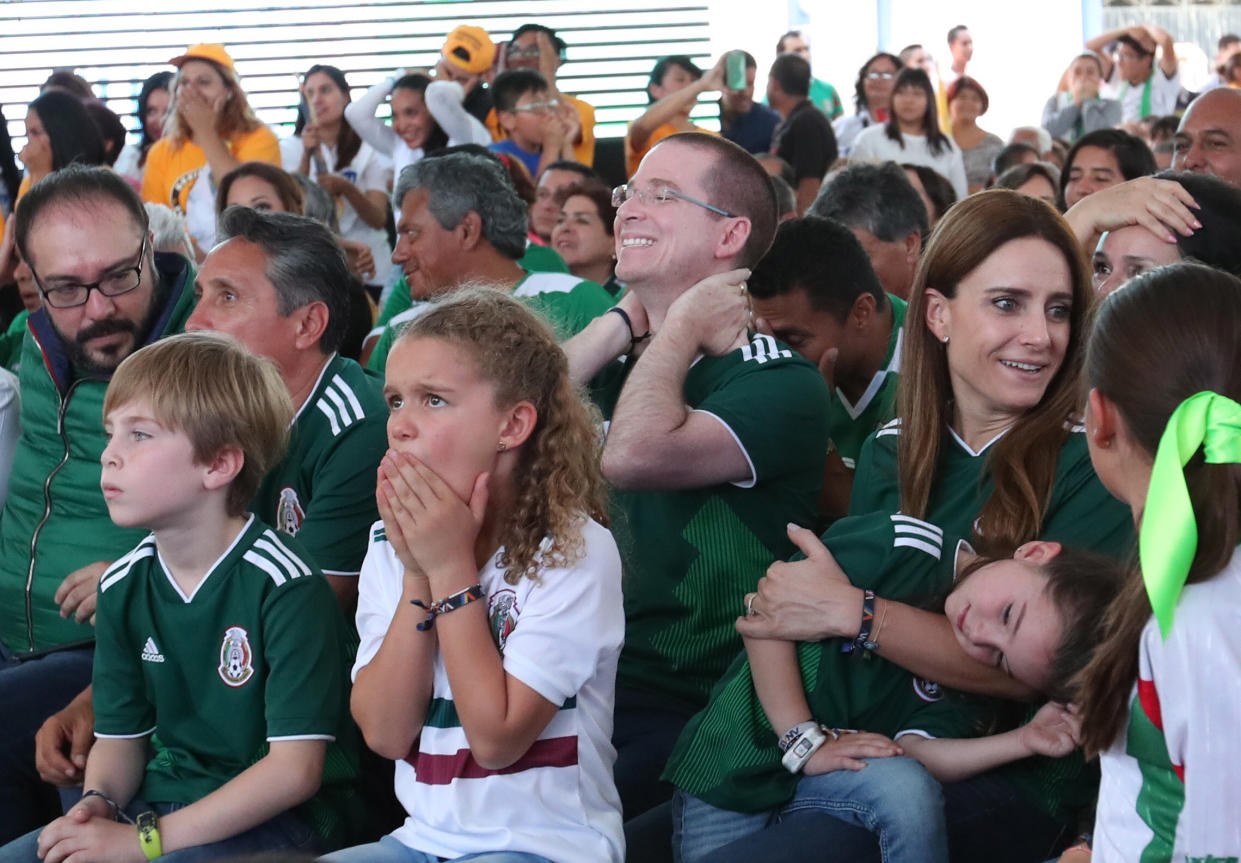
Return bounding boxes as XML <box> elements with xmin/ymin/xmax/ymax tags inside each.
<box><xmin>366</xmin><ymin>149</ymin><xmax>613</xmax><ymax>371</ymax></box>
<box><xmin>809</xmin><ymin>162</ymin><xmax>928</xmax><ymax>300</ymax></box>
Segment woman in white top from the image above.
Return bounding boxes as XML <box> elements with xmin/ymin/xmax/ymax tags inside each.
<box><xmin>281</xmin><ymin>65</ymin><xmax>395</xmax><ymax>288</ymax></box>
<box><xmin>850</xmin><ymin>67</ymin><xmax>968</xmax><ymax>200</ymax></box>
<box><xmin>344</xmin><ymin>69</ymin><xmax>492</xmax><ymax>181</ymax></box>
<box><xmin>833</xmin><ymin>52</ymin><xmax>900</xmax><ymax>157</ymax></box>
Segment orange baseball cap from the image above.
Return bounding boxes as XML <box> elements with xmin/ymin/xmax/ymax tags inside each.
<box><xmin>442</xmin><ymin>25</ymin><xmax>496</xmax><ymax>75</ymax></box>
<box><xmin>169</xmin><ymin>44</ymin><xmax>236</xmax><ymax>74</ymax></box>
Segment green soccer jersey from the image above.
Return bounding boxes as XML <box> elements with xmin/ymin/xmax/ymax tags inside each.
<box><xmin>848</xmin><ymin>419</ymin><xmax>1134</xmax><ymax>820</ymax></box>
<box><xmin>367</xmin><ymin>272</ymin><xmax>613</xmax><ymax>373</ymax></box>
<box><xmin>664</xmin><ymin>511</ymin><xmax>982</xmax><ymax>812</ymax></box>
<box><xmin>593</xmin><ymin>333</ymin><xmax>832</xmax><ymax>710</ymax></box>
<box><xmin>374</xmin><ymin>245</ymin><xmax>572</xmax><ymax>331</ymax></box>
<box><xmin>92</xmin><ymin>517</ymin><xmax>358</xmax><ymax>839</ymax></box>
<box><xmin>252</xmin><ymin>354</ymin><xmax>387</xmax><ymax>576</ymax></box>
<box><xmin>830</xmin><ymin>295</ymin><xmax>905</xmax><ymax>470</ymax></box>
<box><xmin>849</xmin><ymin>420</ymin><xmax>1133</xmax><ymax>558</ymax></box>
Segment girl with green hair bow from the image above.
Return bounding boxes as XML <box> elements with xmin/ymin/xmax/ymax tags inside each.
<box><xmin>1075</xmin><ymin>261</ymin><xmax>1241</xmax><ymax>862</ymax></box>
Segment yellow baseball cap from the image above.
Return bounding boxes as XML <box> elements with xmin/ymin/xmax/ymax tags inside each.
<box><xmin>169</xmin><ymin>44</ymin><xmax>236</xmax><ymax>74</ymax></box>
<box><xmin>442</xmin><ymin>25</ymin><xmax>496</xmax><ymax>75</ymax></box>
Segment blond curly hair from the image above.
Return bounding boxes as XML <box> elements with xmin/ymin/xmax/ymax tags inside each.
<box><xmin>396</xmin><ymin>286</ymin><xmax>609</xmax><ymax>584</ymax></box>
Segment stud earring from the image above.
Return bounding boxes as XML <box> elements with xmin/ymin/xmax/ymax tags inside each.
<box><xmin>497</xmin><ymin>441</ymin><xmax>507</xmax><ymax>452</ymax></box>
<box><xmin>941</xmin><ymin>335</ymin><xmax>949</xmax><ymax>344</ymax></box>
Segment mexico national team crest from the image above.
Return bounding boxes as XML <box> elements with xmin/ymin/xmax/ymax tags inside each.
<box><xmin>219</xmin><ymin>626</ymin><xmax>254</xmax><ymax>687</ymax></box>
<box><xmin>912</xmin><ymin>676</ymin><xmax>944</xmax><ymax>703</ymax></box>
<box><xmin>276</xmin><ymin>487</ymin><xmax>305</xmax><ymax>536</ymax></box>
<box><xmin>488</xmin><ymin>589</ymin><xmax>519</xmax><ymax>652</ymax></box>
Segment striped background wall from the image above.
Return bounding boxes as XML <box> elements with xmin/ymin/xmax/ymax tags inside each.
<box><xmin>1</xmin><ymin>0</ymin><xmax>717</xmax><ymax>156</ymax></box>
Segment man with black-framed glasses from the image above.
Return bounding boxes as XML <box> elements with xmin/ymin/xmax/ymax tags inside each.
<box><xmin>0</xmin><ymin>165</ymin><xmax>195</xmax><ymax>843</ymax></box>
<box><xmin>563</xmin><ymin>133</ymin><xmax>832</xmax><ymax>829</ymax></box>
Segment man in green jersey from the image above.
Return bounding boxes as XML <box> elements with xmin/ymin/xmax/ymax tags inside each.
<box><xmin>749</xmin><ymin>217</ymin><xmax>906</xmax><ymax>519</ymax></box>
<box><xmin>0</xmin><ymin>167</ymin><xmax>196</xmax><ymax>842</ymax></box>
<box><xmin>365</xmin><ymin>150</ymin><xmax>613</xmax><ymax>373</ymax></box>
<box><xmin>35</xmin><ymin>208</ymin><xmax>388</xmax><ymax>803</ymax></box>
<box><xmin>564</xmin><ymin>132</ymin><xmax>832</xmax><ymax>820</ymax></box>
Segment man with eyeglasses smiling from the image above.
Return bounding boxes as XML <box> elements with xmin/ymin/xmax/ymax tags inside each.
<box><xmin>0</xmin><ymin>165</ymin><xmax>195</xmax><ymax>843</ymax></box>
<box><xmin>564</xmin><ymin>132</ymin><xmax>832</xmax><ymax>826</ymax></box>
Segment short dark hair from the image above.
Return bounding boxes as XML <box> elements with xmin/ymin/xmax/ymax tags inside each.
<box><xmin>1149</xmin><ymin>114</ymin><xmax>1180</xmax><ymax>143</ymax></box>
<box><xmin>41</xmin><ymin>71</ymin><xmax>94</xmax><ymax>99</ymax></box>
<box><xmin>769</xmin><ymin>54</ymin><xmax>811</xmax><ymax>99</ymax></box>
<box><xmin>538</xmin><ymin>159</ymin><xmax>598</xmax><ymax>184</ymax></box>
<box><xmin>992</xmin><ymin>142</ymin><xmax>1040</xmax><ymax>179</ymax></box>
<box><xmin>659</xmin><ymin>132</ymin><xmax>777</xmax><ymax>268</ymax></box>
<box><xmin>810</xmin><ymin>162</ymin><xmax>928</xmax><ymax>243</ymax></box>
<box><xmin>216</xmin><ymin>206</ymin><xmax>352</xmax><ymax>354</ymax></box>
<box><xmin>1219</xmin><ymin>33</ymin><xmax>1241</xmax><ymax>51</ymax></box>
<box><xmin>1117</xmin><ymin>34</ymin><xmax>1153</xmax><ymax>58</ymax></box>
<box><xmin>947</xmin><ymin>76</ymin><xmax>988</xmax><ymax>114</ymax></box>
<box><xmin>749</xmin><ymin>216</ymin><xmax>886</xmax><ymax>321</ymax></box>
<box><xmin>493</xmin><ymin>68</ymin><xmax>549</xmax><ymax>113</ymax></box>
<box><xmin>948</xmin><ymin>25</ymin><xmax>969</xmax><ymax>45</ymax></box>
<box><xmin>776</xmin><ymin>30</ymin><xmax>805</xmax><ymax>54</ymax></box>
<box><xmin>28</xmin><ymin>90</ymin><xmax>106</xmax><ymax>172</ymax></box>
<box><xmin>14</xmin><ymin>164</ymin><xmax>147</xmax><ymax>267</ymax></box>
<box><xmin>512</xmin><ymin>23</ymin><xmax>566</xmax><ymax>58</ymax></box>
<box><xmin>1059</xmin><ymin>128</ymin><xmax>1156</xmax><ymax>208</ymax></box>
<box><xmin>903</xmin><ymin>164</ymin><xmax>957</xmax><ymax>224</ymax></box>
<box><xmin>648</xmin><ymin>56</ymin><xmax>702</xmax><ymax>102</ymax></box>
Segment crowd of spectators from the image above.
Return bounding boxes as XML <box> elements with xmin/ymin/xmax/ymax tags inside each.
<box><xmin>1</xmin><ymin>14</ymin><xmax>1241</xmax><ymax>863</ymax></box>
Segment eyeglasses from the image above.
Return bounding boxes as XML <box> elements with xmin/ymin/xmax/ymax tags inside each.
<box><xmin>506</xmin><ymin>45</ymin><xmax>541</xmax><ymax>60</ymax></box>
<box><xmin>612</xmin><ymin>184</ymin><xmax>736</xmax><ymax>218</ymax></box>
<box><xmin>512</xmin><ymin>99</ymin><xmax>559</xmax><ymax>114</ymax></box>
<box><xmin>30</xmin><ymin>234</ymin><xmax>148</xmax><ymax>309</ymax></box>
<box><xmin>866</xmin><ymin>71</ymin><xmax>896</xmax><ymax>80</ymax></box>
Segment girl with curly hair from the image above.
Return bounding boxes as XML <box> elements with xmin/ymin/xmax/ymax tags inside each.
<box><xmin>332</xmin><ymin>287</ymin><xmax>624</xmax><ymax>863</ymax></box>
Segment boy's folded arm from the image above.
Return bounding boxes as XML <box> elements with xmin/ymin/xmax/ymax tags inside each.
<box><xmin>745</xmin><ymin>635</ymin><xmax>815</xmax><ymax>739</ymax></box>
<box><xmin>158</xmin><ymin>739</ymin><xmax>325</xmax><ymax>853</ymax></box>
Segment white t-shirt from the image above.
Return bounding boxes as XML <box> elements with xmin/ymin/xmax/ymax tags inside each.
<box><xmin>1093</xmin><ymin>547</ymin><xmax>1241</xmax><ymax>862</ymax></box>
<box><xmin>849</xmin><ymin>125</ymin><xmax>968</xmax><ymax>199</ymax></box>
<box><xmin>353</xmin><ymin>517</ymin><xmax>625</xmax><ymax>863</ymax></box>
<box><xmin>1104</xmin><ymin>66</ymin><xmax>1181</xmax><ymax>123</ymax></box>
<box><xmin>0</xmin><ymin>367</ymin><xmax>19</xmax><ymax>510</ymax></box>
<box><xmin>279</xmin><ymin>136</ymin><xmax>396</xmax><ymax>288</ymax></box>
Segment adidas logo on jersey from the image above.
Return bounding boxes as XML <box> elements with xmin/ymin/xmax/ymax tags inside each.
<box><xmin>890</xmin><ymin>514</ymin><xmax>944</xmax><ymax>559</ymax></box>
<box><xmin>140</xmin><ymin>637</ymin><xmax>165</xmax><ymax>663</ymax></box>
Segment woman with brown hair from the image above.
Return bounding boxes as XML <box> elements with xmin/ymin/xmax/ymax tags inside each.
<box><xmin>735</xmin><ymin>190</ymin><xmax>1132</xmax><ymax>863</ymax></box>
<box><xmin>141</xmin><ymin>44</ymin><xmax>280</xmax><ymax>258</ymax></box>
<box><xmin>1073</xmin><ymin>262</ymin><xmax>1241</xmax><ymax>861</ymax></box>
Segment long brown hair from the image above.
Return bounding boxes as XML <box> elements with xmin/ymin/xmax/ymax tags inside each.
<box><xmin>898</xmin><ymin>190</ymin><xmax>1094</xmax><ymax>555</ymax></box>
<box><xmin>1075</xmin><ymin>263</ymin><xmax>1241</xmax><ymax>754</ymax></box>
<box><xmin>164</xmin><ymin>59</ymin><xmax>263</xmax><ymax>149</ymax></box>
<box><xmin>397</xmin><ymin>286</ymin><xmax>609</xmax><ymax>585</ymax></box>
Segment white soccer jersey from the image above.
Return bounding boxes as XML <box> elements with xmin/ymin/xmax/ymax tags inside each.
<box><xmin>1093</xmin><ymin>548</ymin><xmax>1241</xmax><ymax>862</ymax></box>
<box><xmin>354</xmin><ymin>517</ymin><xmax>625</xmax><ymax>863</ymax></box>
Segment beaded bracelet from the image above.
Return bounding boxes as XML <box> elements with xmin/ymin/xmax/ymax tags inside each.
<box><xmin>411</xmin><ymin>583</ymin><xmax>484</xmax><ymax>631</ymax></box>
<box><xmin>841</xmin><ymin>589</ymin><xmax>878</xmax><ymax>659</ymax></box>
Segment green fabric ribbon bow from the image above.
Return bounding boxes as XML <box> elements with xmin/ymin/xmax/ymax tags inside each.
<box><xmin>1140</xmin><ymin>391</ymin><xmax>1241</xmax><ymax>639</ymax></box>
